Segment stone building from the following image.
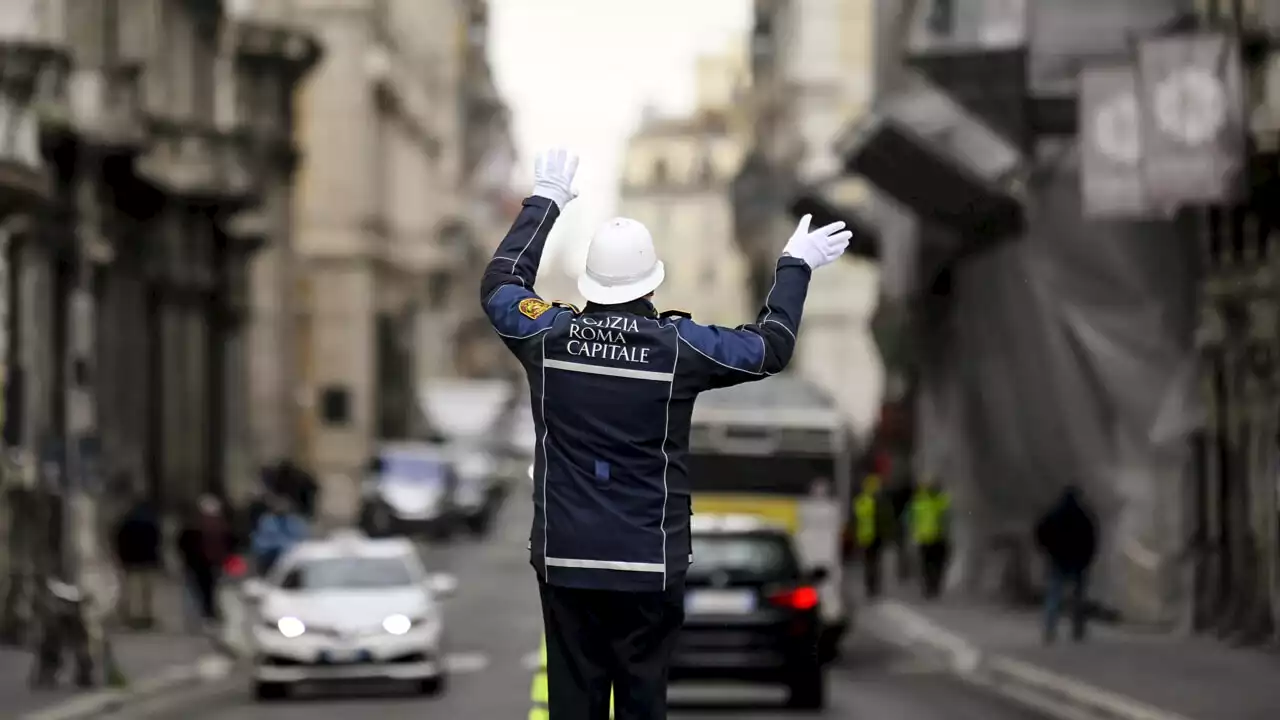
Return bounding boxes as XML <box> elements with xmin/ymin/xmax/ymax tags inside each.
<box><xmin>432</xmin><ymin>0</ymin><xmax>520</xmax><ymax>382</ymax></box>
<box><xmin>280</xmin><ymin>0</ymin><xmax>516</xmax><ymax>521</ymax></box>
<box><xmin>0</xmin><ymin>0</ymin><xmax>318</xmax><ymax>515</ymax></box>
<box><xmin>731</xmin><ymin>0</ymin><xmax>884</xmax><ymax>438</ymax></box>
<box><xmin>615</xmin><ymin>45</ymin><xmax>752</xmax><ymax>328</ymax></box>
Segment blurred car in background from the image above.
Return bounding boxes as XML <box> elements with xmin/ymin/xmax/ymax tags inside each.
<box><xmin>411</xmin><ymin>379</ymin><xmax>528</xmax><ymax>539</ymax></box>
<box><xmin>671</xmin><ymin>514</ymin><xmax>828</xmax><ymax>710</ymax></box>
<box><xmin>360</xmin><ymin>443</ymin><xmax>457</xmax><ymax>540</ymax></box>
<box><xmin>244</xmin><ymin>531</ymin><xmax>458</xmax><ymax>700</ymax></box>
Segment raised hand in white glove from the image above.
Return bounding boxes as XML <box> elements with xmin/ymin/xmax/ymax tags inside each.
<box><xmin>781</xmin><ymin>214</ymin><xmax>853</xmax><ymax>270</ymax></box>
<box><xmin>532</xmin><ymin>148</ymin><xmax>580</xmax><ymax>210</ymax></box>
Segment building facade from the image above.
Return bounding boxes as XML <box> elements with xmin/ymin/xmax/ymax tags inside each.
<box><xmin>0</xmin><ymin>0</ymin><xmax>317</xmax><ymax>641</ymax></box>
<box><xmin>783</xmin><ymin>0</ymin><xmax>882</xmax><ymax>438</ymax></box>
<box><xmin>1192</xmin><ymin>0</ymin><xmax>1280</xmax><ymax>646</ymax></box>
<box><xmin>283</xmin><ymin>0</ymin><xmax>514</xmax><ymax>522</ymax></box>
<box><xmin>733</xmin><ymin>0</ymin><xmax>883</xmax><ymax>437</ymax></box>
<box><xmin>1</xmin><ymin>0</ymin><xmax>316</xmax><ymax>509</ymax></box>
<box><xmin>616</xmin><ymin>45</ymin><xmax>752</xmax><ymax>327</ymax></box>
<box><xmin>423</xmin><ymin>0</ymin><xmax>520</xmax><ymax>383</ymax></box>
<box><xmin>842</xmin><ymin>0</ymin><xmax>1280</xmax><ymax>640</ymax></box>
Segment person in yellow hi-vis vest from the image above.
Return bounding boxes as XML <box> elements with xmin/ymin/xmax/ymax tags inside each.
<box><xmin>853</xmin><ymin>474</ymin><xmax>892</xmax><ymax>598</ymax></box>
<box><xmin>531</xmin><ymin>634</ymin><xmax>613</xmax><ymax>720</ymax></box>
<box><xmin>908</xmin><ymin>478</ymin><xmax>951</xmax><ymax>599</ymax></box>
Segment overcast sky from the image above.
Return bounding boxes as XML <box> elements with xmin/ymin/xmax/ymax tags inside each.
<box><xmin>488</xmin><ymin>0</ymin><xmax>750</xmax><ymax>275</ymax></box>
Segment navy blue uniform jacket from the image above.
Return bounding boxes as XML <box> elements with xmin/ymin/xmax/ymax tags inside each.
<box><xmin>480</xmin><ymin>195</ymin><xmax>811</xmax><ymax>591</ymax></box>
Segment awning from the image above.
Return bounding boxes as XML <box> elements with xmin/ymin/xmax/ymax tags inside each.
<box><xmin>833</xmin><ymin>73</ymin><xmax>1026</xmax><ymax>248</ymax></box>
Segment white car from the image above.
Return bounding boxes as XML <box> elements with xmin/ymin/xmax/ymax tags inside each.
<box><xmin>243</xmin><ymin>532</ymin><xmax>458</xmax><ymax>700</ymax></box>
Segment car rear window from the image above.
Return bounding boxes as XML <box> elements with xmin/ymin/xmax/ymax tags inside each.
<box><xmin>280</xmin><ymin>556</ymin><xmax>416</xmax><ymax>590</ymax></box>
<box><xmin>688</xmin><ymin>532</ymin><xmax>800</xmax><ymax>583</ymax></box>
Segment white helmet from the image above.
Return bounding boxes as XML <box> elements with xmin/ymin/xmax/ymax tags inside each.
<box><xmin>577</xmin><ymin>218</ymin><xmax>665</xmax><ymax>305</ymax></box>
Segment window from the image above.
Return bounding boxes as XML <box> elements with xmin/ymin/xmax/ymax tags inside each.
<box><xmin>319</xmin><ymin>385</ymin><xmax>350</xmax><ymax>425</ymax></box>
<box><xmin>697</xmin><ymin>156</ymin><xmax>715</xmax><ymax>185</ymax></box>
<box><xmin>688</xmin><ymin>533</ymin><xmax>800</xmax><ymax>583</ymax></box>
<box><xmin>651</xmin><ymin>158</ymin><xmax>669</xmax><ymax>185</ymax></box>
<box><xmin>280</xmin><ymin>556</ymin><xmax>417</xmax><ymax>590</ymax></box>
<box><xmin>426</xmin><ymin>269</ymin><xmax>452</xmax><ymax>308</ymax></box>
<box><xmin>927</xmin><ymin>0</ymin><xmax>955</xmax><ymax>36</ymax></box>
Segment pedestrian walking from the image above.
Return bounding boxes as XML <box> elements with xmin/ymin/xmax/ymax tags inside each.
<box><xmin>112</xmin><ymin>492</ymin><xmax>161</xmax><ymax>629</ymax></box>
<box><xmin>177</xmin><ymin>507</ymin><xmax>210</xmax><ymax>632</ymax></box>
<box><xmin>483</xmin><ymin>148</ymin><xmax>852</xmax><ymax>719</ymax></box>
<box><xmin>1034</xmin><ymin>485</ymin><xmax>1098</xmax><ymax>643</ymax></box>
<box><xmin>908</xmin><ymin>478</ymin><xmax>951</xmax><ymax>599</ymax></box>
<box><xmin>196</xmin><ymin>495</ymin><xmax>233</xmax><ymax>619</ymax></box>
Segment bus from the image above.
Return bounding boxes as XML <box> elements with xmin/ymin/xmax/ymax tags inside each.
<box><xmin>688</xmin><ymin>375</ymin><xmax>855</xmax><ymax>661</ymax></box>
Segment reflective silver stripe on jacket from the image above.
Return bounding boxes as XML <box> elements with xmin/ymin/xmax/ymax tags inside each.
<box><xmin>544</xmin><ymin>557</ymin><xmax>665</xmax><ymax>573</ymax></box>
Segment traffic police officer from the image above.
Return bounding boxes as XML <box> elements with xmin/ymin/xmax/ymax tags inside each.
<box><xmin>481</xmin><ymin>148</ymin><xmax>852</xmax><ymax>720</ymax></box>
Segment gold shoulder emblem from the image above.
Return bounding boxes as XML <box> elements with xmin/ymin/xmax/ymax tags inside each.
<box><xmin>518</xmin><ymin>298</ymin><xmax>552</xmax><ymax>319</ymax></box>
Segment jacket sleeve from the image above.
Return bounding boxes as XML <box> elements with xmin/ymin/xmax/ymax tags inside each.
<box><xmin>479</xmin><ymin>195</ymin><xmax>570</xmax><ymax>358</ymax></box>
<box><xmin>674</xmin><ymin>256</ymin><xmax>811</xmax><ymax>391</ymax></box>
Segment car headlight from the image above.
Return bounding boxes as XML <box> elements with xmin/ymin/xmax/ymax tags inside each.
<box><xmin>382</xmin><ymin>614</ymin><xmax>413</xmax><ymax>635</ymax></box>
<box><xmin>275</xmin><ymin>616</ymin><xmax>306</xmax><ymax>638</ymax></box>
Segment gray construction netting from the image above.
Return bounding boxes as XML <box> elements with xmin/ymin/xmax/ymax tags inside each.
<box><xmin>861</xmin><ymin>0</ymin><xmax>1209</xmax><ymax>623</ymax></box>
<box><xmin>874</xmin><ymin>141</ymin><xmax>1202</xmax><ymax>622</ymax></box>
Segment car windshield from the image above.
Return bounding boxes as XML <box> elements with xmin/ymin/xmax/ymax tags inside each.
<box><xmin>279</xmin><ymin>556</ymin><xmax>416</xmax><ymax>591</ymax></box>
<box><xmin>687</xmin><ymin>532</ymin><xmax>800</xmax><ymax>583</ymax></box>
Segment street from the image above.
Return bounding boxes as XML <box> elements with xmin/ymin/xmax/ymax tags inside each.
<box><xmin>172</xmin><ymin>495</ymin><xmax>1051</xmax><ymax>720</ymax></box>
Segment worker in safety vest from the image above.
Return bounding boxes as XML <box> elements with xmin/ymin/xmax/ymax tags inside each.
<box><xmin>908</xmin><ymin>478</ymin><xmax>951</xmax><ymax>599</ymax></box>
<box><xmin>852</xmin><ymin>474</ymin><xmax>892</xmax><ymax>598</ymax></box>
<box><xmin>531</xmin><ymin>634</ymin><xmax>613</xmax><ymax>720</ymax></box>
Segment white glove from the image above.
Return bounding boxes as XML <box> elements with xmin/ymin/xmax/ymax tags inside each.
<box><xmin>532</xmin><ymin>148</ymin><xmax>580</xmax><ymax>210</ymax></box>
<box><xmin>781</xmin><ymin>214</ymin><xmax>853</xmax><ymax>270</ymax></box>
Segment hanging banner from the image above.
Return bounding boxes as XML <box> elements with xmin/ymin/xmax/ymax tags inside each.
<box><xmin>1136</xmin><ymin>32</ymin><xmax>1246</xmax><ymax>208</ymax></box>
<box><xmin>1079</xmin><ymin>65</ymin><xmax>1148</xmax><ymax>218</ymax></box>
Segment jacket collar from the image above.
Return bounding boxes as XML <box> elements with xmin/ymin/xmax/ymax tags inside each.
<box><xmin>583</xmin><ymin>298</ymin><xmax>657</xmax><ymax>319</ymax></box>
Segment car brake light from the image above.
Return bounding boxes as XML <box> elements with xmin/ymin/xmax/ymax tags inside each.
<box><xmin>769</xmin><ymin>586</ymin><xmax>818</xmax><ymax>610</ymax></box>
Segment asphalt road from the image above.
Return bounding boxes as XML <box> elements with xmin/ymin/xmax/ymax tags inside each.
<box><xmin>177</xmin><ymin>492</ymin><xmax>1051</xmax><ymax>720</ymax></box>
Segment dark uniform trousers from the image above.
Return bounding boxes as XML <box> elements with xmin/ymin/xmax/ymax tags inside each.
<box><xmin>539</xmin><ymin>580</ymin><xmax>685</xmax><ymax>720</ymax></box>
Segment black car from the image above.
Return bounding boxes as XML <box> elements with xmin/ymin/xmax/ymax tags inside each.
<box><xmin>671</xmin><ymin>514</ymin><xmax>827</xmax><ymax>710</ymax></box>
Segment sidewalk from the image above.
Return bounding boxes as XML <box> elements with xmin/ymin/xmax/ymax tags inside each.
<box><xmin>0</xmin><ymin>574</ymin><xmax>233</xmax><ymax>718</ymax></box>
<box><xmin>865</xmin><ymin>592</ymin><xmax>1280</xmax><ymax>720</ymax></box>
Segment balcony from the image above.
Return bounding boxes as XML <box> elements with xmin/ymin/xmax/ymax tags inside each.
<box><xmin>66</xmin><ymin>63</ymin><xmax>149</xmax><ymax>154</ymax></box>
<box><xmin>834</xmin><ymin>74</ymin><xmax>1026</xmax><ymax>248</ymax></box>
<box><xmin>134</xmin><ymin>119</ymin><xmax>260</xmax><ymax>209</ymax></box>
<box><xmin>232</xmin><ymin>19</ymin><xmax>322</xmax><ymax>96</ymax></box>
<box><xmin>0</xmin><ymin>39</ymin><xmax>69</xmax><ymax>216</ymax></box>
